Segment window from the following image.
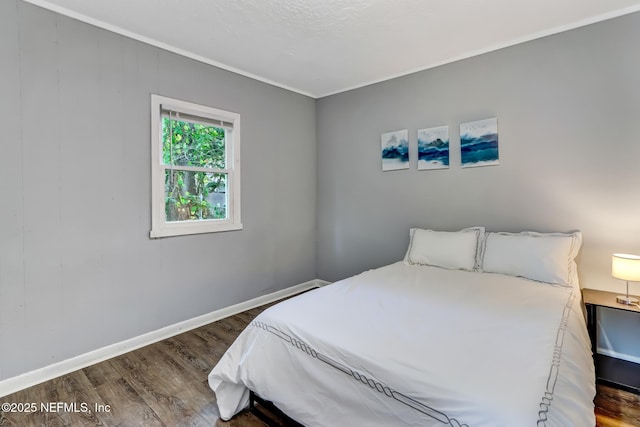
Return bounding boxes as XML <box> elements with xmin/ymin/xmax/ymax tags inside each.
<box><xmin>150</xmin><ymin>95</ymin><xmax>241</xmax><ymax>238</ymax></box>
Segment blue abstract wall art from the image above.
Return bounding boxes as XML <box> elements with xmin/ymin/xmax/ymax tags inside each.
<box><xmin>460</xmin><ymin>117</ymin><xmax>499</xmax><ymax>168</ymax></box>
<box><xmin>381</xmin><ymin>129</ymin><xmax>409</xmax><ymax>171</ymax></box>
<box><xmin>417</xmin><ymin>125</ymin><xmax>449</xmax><ymax>170</ymax></box>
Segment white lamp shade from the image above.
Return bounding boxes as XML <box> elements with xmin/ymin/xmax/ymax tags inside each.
<box><xmin>612</xmin><ymin>253</ymin><xmax>640</xmax><ymax>281</ymax></box>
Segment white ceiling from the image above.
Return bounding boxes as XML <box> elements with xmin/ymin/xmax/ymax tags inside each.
<box><xmin>23</xmin><ymin>0</ymin><xmax>640</xmax><ymax>98</ymax></box>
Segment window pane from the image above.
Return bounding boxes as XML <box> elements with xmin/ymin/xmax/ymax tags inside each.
<box><xmin>165</xmin><ymin>170</ymin><xmax>227</xmax><ymax>222</ymax></box>
<box><xmin>162</xmin><ymin>118</ymin><xmax>226</xmax><ymax>169</ymax></box>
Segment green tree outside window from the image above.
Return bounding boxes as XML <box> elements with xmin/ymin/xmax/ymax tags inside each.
<box><xmin>162</xmin><ymin>119</ymin><xmax>227</xmax><ymax>222</ymax></box>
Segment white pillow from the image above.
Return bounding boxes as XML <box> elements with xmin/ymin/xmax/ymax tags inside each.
<box><xmin>480</xmin><ymin>231</ymin><xmax>582</xmax><ymax>287</ymax></box>
<box><xmin>404</xmin><ymin>227</ymin><xmax>484</xmax><ymax>271</ymax></box>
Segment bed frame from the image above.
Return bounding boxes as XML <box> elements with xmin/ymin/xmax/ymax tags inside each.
<box><xmin>249</xmin><ymin>391</ymin><xmax>304</xmax><ymax>427</ymax></box>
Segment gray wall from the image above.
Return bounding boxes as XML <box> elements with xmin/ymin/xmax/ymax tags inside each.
<box><xmin>3</xmin><ymin>0</ymin><xmax>640</xmax><ymax>381</ymax></box>
<box><xmin>317</xmin><ymin>13</ymin><xmax>640</xmax><ymax>358</ymax></box>
<box><xmin>0</xmin><ymin>0</ymin><xmax>316</xmax><ymax>380</ymax></box>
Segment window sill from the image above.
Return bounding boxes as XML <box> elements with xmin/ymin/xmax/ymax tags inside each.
<box><xmin>150</xmin><ymin>222</ymin><xmax>243</xmax><ymax>239</ymax></box>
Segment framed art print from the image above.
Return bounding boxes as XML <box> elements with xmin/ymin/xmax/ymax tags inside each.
<box><xmin>460</xmin><ymin>117</ymin><xmax>499</xmax><ymax>168</ymax></box>
<box><xmin>381</xmin><ymin>129</ymin><xmax>409</xmax><ymax>171</ymax></box>
<box><xmin>417</xmin><ymin>125</ymin><xmax>449</xmax><ymax>170</ymax></box>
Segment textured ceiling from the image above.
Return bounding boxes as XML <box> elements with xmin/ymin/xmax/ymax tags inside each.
<box><xmin>22</xmin><ymin>0</ymin><xmax>640</xmax><ymax>98</ymax></box>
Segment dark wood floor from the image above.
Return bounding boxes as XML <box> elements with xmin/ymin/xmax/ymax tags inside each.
<box><xmin>1</xmin><ymin>300</ymin><xmax>639</xmax><ymax>426</ymax></box>
<box><xmin>595</xmin><ymin>385</ymin><xmax>640</xmax><ymax>427</ymax></box>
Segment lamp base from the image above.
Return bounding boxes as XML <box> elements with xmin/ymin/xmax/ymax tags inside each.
<box><xmin>617</xmin><ymin>295</ymin><xmax>639</xmax><ymax>305</ymax></box>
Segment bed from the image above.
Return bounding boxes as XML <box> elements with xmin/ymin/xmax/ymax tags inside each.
<box><xmin>208</xmin><ymin>228</ymin><xmax>596</xmax><ymax>426</ymax></box>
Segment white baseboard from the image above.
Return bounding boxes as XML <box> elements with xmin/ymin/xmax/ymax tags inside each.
<box><xmin>597</xmin><ymin>347</ymin><xmax>640</xmax><ymax>365</ymax></box>
<box><xmin>0</xmin><ymin>279</ymin><xmax>329</xmax><ymax>398</ymax></box>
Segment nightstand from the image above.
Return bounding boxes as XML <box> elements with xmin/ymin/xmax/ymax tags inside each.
<box><xmin>582</xmin><ymin>288</ymin><xmax>640</xmax><ymax>394</ymax></box>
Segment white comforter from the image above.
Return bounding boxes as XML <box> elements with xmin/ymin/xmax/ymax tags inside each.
<box><xmin>208</xmin><ymin>262</ymin><xmax>595</xmax><ymax>426</ymax></box>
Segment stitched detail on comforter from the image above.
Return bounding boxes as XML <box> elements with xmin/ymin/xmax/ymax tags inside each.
<box><xmin>537</xmin><ymin>290</ymin><xmax>576</xmax><ymax>426</ymax></box>
<box><xmin>251</xmin><ymin>320</ymin><xmax>470</xmax><ymax>427</ymax></box>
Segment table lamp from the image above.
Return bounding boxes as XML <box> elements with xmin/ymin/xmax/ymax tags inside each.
<box><xmin>612</xmin><ymin>253</ymin><xmax>640</xmax><ymax>305</ymax></box>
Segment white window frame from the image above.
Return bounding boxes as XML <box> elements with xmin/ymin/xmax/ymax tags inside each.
<box><xmin>150</xmin><ymin>94</ymin><xmax>242</xmax><ymax>238</ymax></box>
